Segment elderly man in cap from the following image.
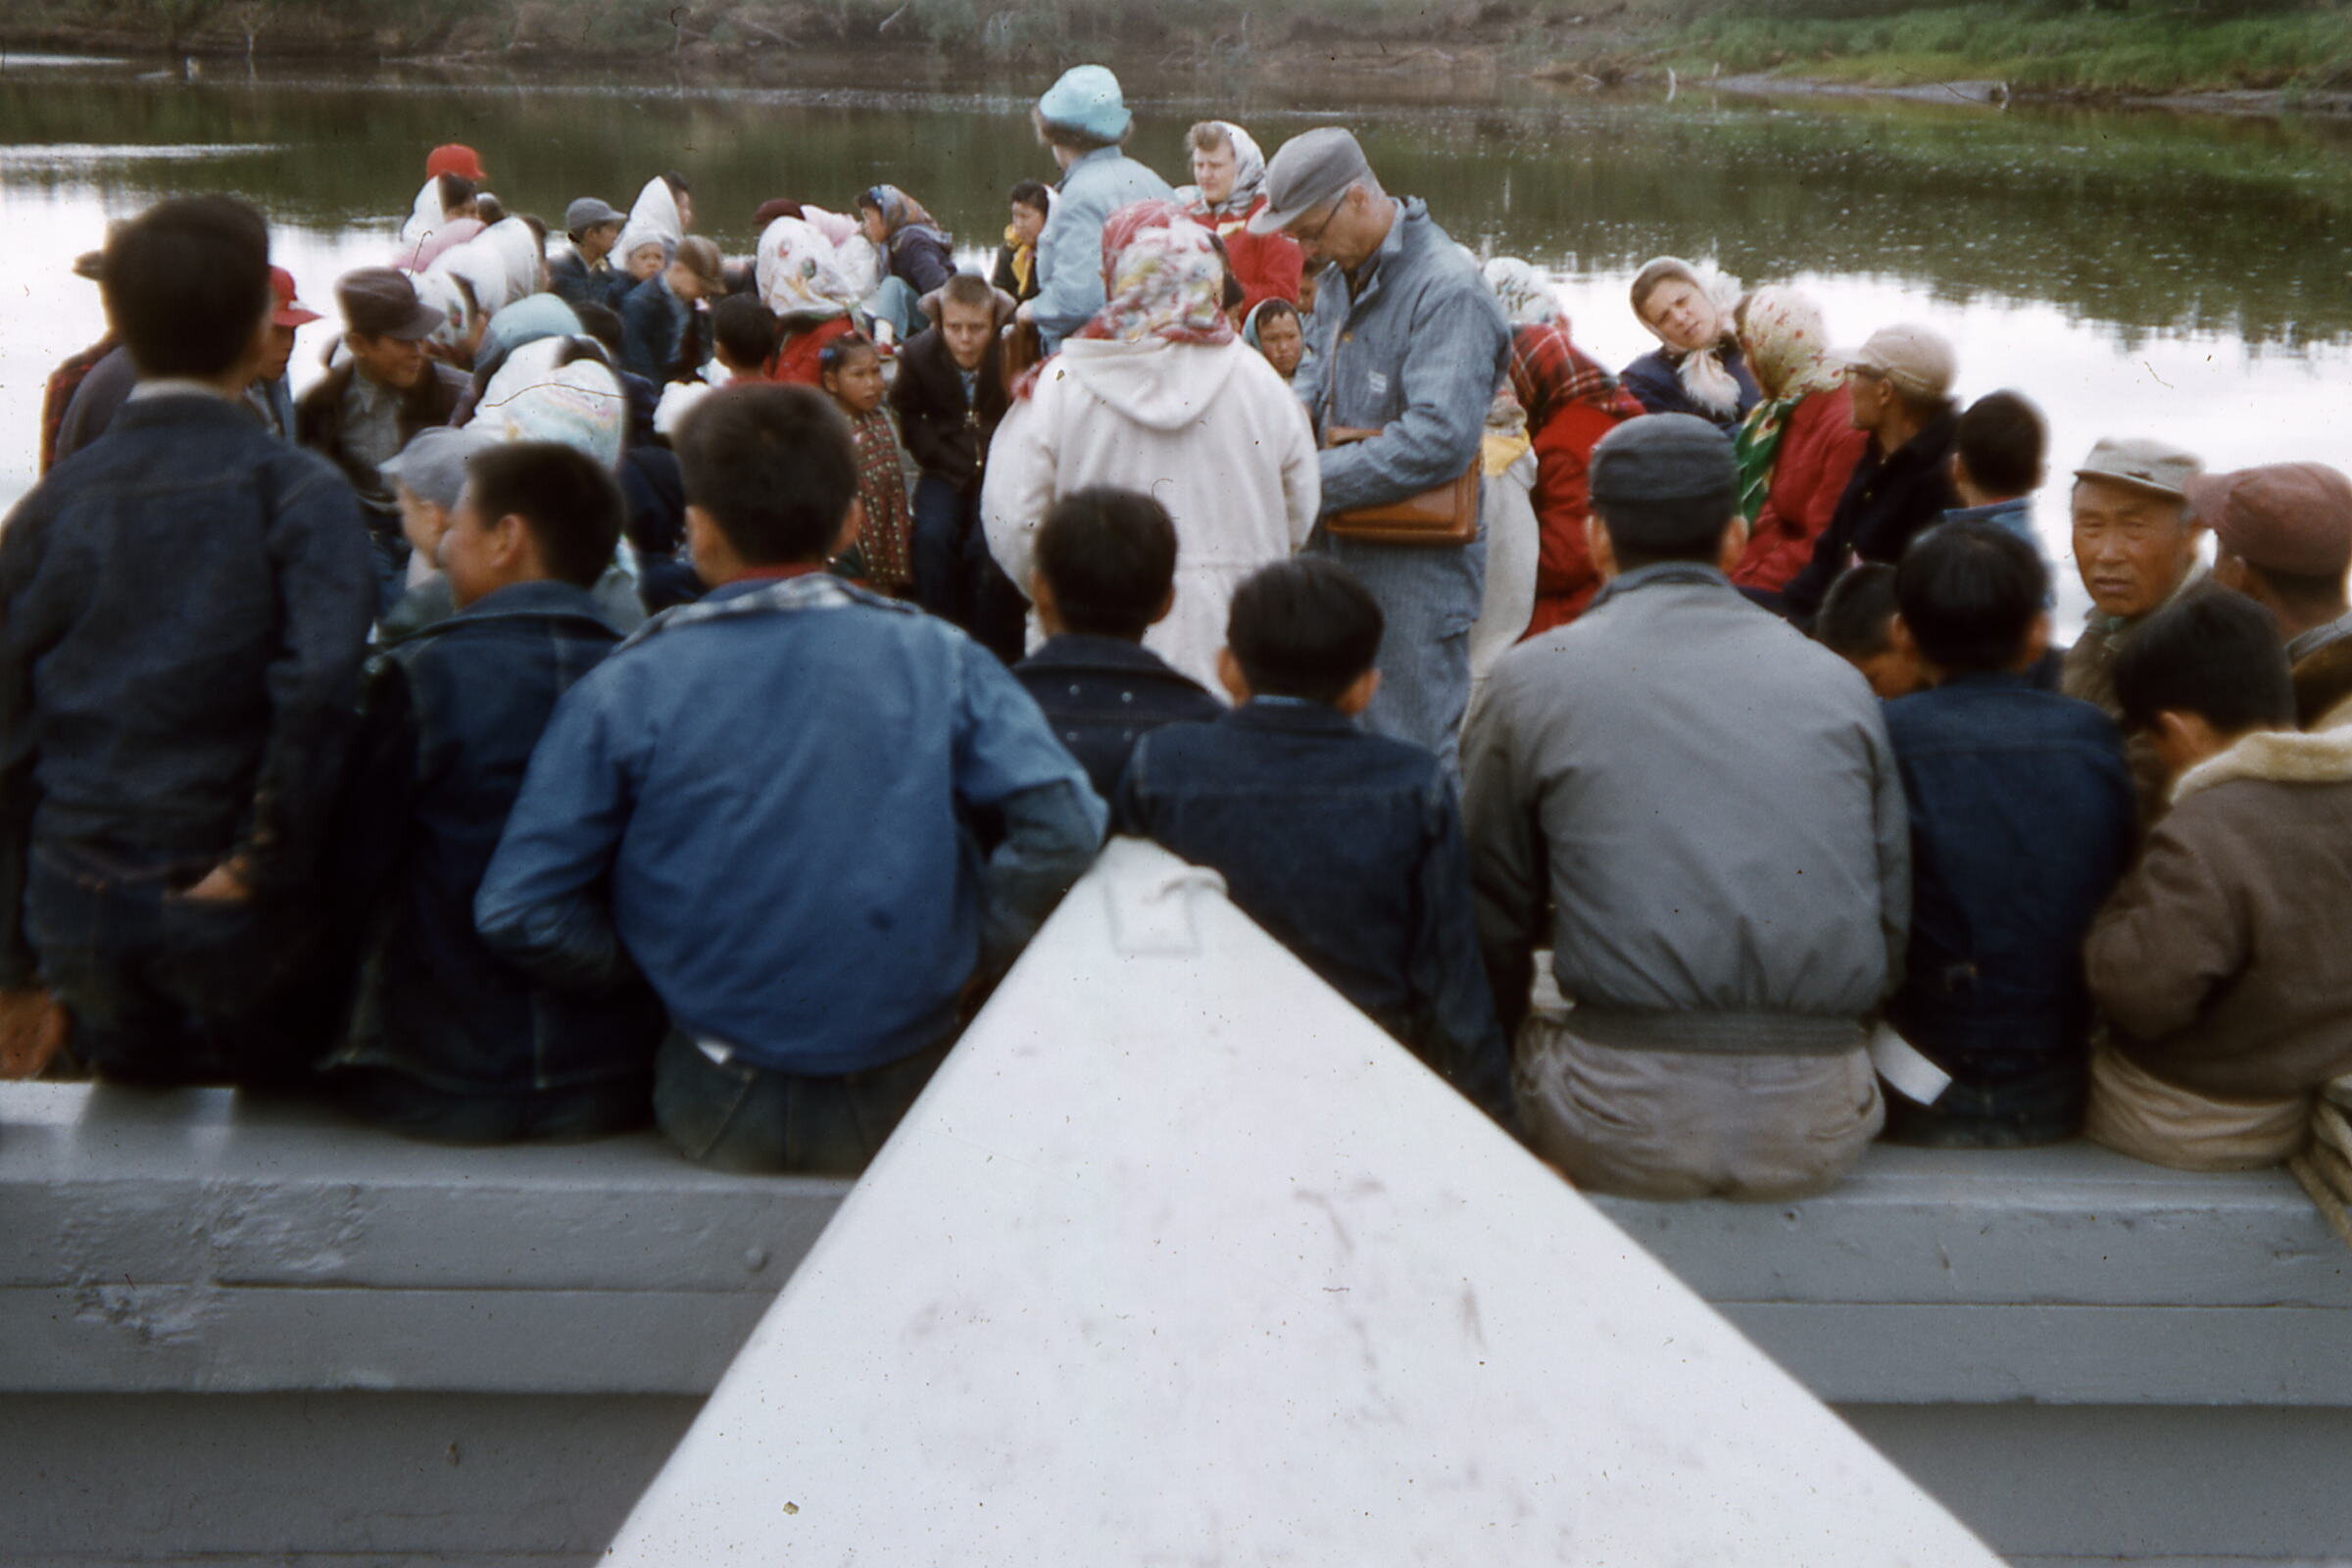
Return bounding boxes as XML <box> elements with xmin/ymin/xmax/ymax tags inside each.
<box><xmin>549</xmin><ymin>196</ymin><xmax>629</xmax><ymax>313</ymax></box>
<box><xmin>0</xmin><ymin>196</ymin><xmax>374</xmax><ymax>1086</ymax></box>
<box><xmin>1779</xmin><ymin>322</ymin><xmax>1960</xmax><ymax>624</ymax></box>
<box><xmin>298</xmin><ymin>266</ymin><xmax>468</xmax><ymax>609</ymax></box>
<box><xmin>1254</xmin><ymin>125</ymin><xmax>1509</xmax><ymax>771</ymax></box>
<box><xmin>2197</xmin><ymin>463</ymin><xmax>2352</xmax><ymax>729</ymax></box>
<box><xmin>2061</xmin><ymin>435</ymin><xmax>2214</xmax><ymax>815</ymax></box>
<box><xmin>1018</xmin><ymin>65</ymin><xmax>1172</xmax><ymax>351</ymax></box>
<box><xmin>1463</xmin><ymin>415</ymin><xmax>1909</xmax><ymax>1200</ymax></box>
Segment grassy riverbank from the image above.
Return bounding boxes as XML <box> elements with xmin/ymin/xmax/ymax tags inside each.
<box><xmin>5</xmin><ymin>0</ymin><xmax>2350</xmax><ymax>105</ymax></box>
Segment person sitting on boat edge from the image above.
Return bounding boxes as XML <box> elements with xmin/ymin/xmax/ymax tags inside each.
<box><xmin>2084</xmin><ymin>591</ymin><xmax>2352</xmax><ymax>1172</ymax></box>
<box><xmin>2197</xmin><ymin>462</ymin><xmax>2352</xmax><ymax>731</ymax></box>
<box><xmin>1116</xmin><ymin>557</ymin><xmax>1512</xmax><ymax>1127</ymax></box>
<box><xmin>473</xmin><ymin>383</ymin><xmax>1104</xmax><ymax>1176</ymax></box>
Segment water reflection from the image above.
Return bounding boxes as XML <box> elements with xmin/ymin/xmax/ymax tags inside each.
<box><xmin>3</xmin><ymin>58</ymin><xmax>2348</xmax><ymax>629</ymax></box>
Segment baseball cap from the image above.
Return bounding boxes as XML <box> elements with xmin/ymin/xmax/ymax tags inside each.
<box><xmin>2186</xmin><ymin>463</ymin><xmax>2352</xmax><ymax>578</ymax></box>
<box><xmin>1839</xmin><ymin>324</ymin><xmax>1957</xmax><ymax>402</ymax></box>
<box><xmin>1250</xmin><ymin>127</ymin><xmax>1375</xmax><ymax>235</ymax></box>
<box><xmin>336</xmin><ymin>267</ymin><xmax>444</xmax><ymax>341</ymax></box>
<box><xmin>564</xmin><ymin>196</ymin><xmax>626</xmax><ymax>235</ymax></box>
<box><xmin>270</xmin><ymin>267</ymin><xmax>322</xmax><ymax>329</ymax></box>
<box><xmin>426</xmin><ymin>144</ymin><xmax>487</xmax><ymax>182</ymax></box>
<box><xmin>2074</xmin><ymin>435</ymin><xmax>2202</xmax><ymax>502</ymax></box>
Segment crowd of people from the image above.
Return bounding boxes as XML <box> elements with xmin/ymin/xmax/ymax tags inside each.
<box><xmin>6</xmin><ymin>65</ymin><xmax>2350</xmax><ymax>1202</ymax></box>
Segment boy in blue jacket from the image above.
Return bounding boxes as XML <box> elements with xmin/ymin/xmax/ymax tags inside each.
<box><xmin>476</xmin><ymin>384</ymin><xmax>1104</xmax><ymax>1173</ymax></box>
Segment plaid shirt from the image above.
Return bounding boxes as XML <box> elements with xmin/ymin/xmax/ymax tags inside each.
<box><xmin>38</xmin><ymin>335</ymin><xmax>116</xmax><ymax>475</ymax></box>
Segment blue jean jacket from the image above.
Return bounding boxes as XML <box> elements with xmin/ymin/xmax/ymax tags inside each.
<box><xmin>342</xmin><ymin>580</ymin><xmax>666</xmax><ymax>1095</ymax></box>
<box><xmin>0</xmin><ymin>392</ymin><xmax>374</xmax><ymax>986</ymax></box>
<box><xmin>1883</xmin><ymin>673</ymin><xmax>2137</xmax><ymax>1088</ymax></box>
<box><xmin>1012</xmin><ymin>634</ymin><xmax>1225</xmax><ymax>798</ymax></box>
<box><xmin>1115</xmin><ymin>699</ymin><xmax>1512</xmax><ymax>1122</ymax></box>
<box><xmin>475</xmin><ymin>573</ymin><xmax>1104</xmax><ymax>1076</ymax></box>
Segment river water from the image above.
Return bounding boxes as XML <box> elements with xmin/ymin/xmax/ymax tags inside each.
<box><xmin>4</xmin><ymin>53</ymin><xmax>2350</xmax><ymax>625</ymax></box>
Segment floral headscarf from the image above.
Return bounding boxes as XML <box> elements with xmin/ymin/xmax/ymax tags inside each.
<box><xmin>1631</xmin><ymin>255</ymin><xmax>1745</xmax><ymax>419</ymax></box>
<box><xmin>1190</xmin><ymin>122</ymin><xmax>1267</xmax><ymax>220</ymax></box>
<box><xmin>1483</xmin><ymin>256</ymin><xmax>1562</xmax><ymax>330</ymax></box>
<box><xmin>1076</xmin><ymin>200</ymin><xmax>1236</xmax><ymax>349</ymax></box>
<box><xmin>470</xmin><ymin>336</ymin><xmax>625</xmax><ymax>471</ymax></box>
<box><xmin>859</xmin><ymin>184</ymin><xmax>940</xmax><ymax>239</ymax></box>
<box><xmin>757</xmin><ymin>216</ymin><xmax>862</xmax><ymax>323</ymax></box>
<box><xmin>1731</xmin><ymin>286</ymin><xmax>1842</xmax><ymax>524</ymax></box>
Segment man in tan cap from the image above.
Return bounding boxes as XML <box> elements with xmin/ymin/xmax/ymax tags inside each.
<box><xmin>2201</xmin><ymin>462</ymin><xmax>2352</xmax><ymax>729</ymax></box>
<box><xmin>1778</xmin><ymin>323</ymin><xmax>1960</xmax><ymax>624</ymax></box>
<box><xmin>2061</xmin><ymin>435</ymin><xmax>2216</xmax><ymax>816</ymax></box>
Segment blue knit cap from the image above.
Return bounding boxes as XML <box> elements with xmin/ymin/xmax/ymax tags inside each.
<box><xmin>1037</xmin><ymin>65</ymin><xmax>1130</xmax><ymax>142</ymax></box>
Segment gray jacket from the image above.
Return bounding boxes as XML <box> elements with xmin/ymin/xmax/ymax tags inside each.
<box><xmin>1031</xmin><ymin>146</ymin><xmax>1174</xmax><ymax>349</ymax></box>
<box><xmin>1292</xmin><ymin>198</ymin><xmax>1508</xmax><ymax>767</ymax></box>
<box><xmin>1461</xmin><ymin>564</ymin><xmax>1910</xmax><ymax>1054</ymax></box>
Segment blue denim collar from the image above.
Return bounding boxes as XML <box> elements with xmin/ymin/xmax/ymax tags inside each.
<box><xmin>1025</xmin><ymin>633</ymin><xmax>1185</xmax><ymax>675</ymax></box>
<box><xmin>1230</xmin><ymin>696</ymin><xmax>1356</xmax><ymax>732</ymax></box>
<box><xmin>444</xmin><ymin>578</ymin><xmax>621</xmax><ymax>629</ymax></box>
<box><xmin>1942</xmin><ymin>497</ymin><xmax>2031</xmax><ymax>528</ymax></box>
<box><xmin>1934</xmin><ymin>668</ymin><xmax>2039</xmax><ymax>693</ymax></box>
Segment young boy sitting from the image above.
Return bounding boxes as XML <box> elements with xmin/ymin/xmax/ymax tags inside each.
<box><xmin>475</xmin><ymin>383</ymin><xmax>1104</xmax><ymax>1174</ymax></box>
<box><xmin>2083</xmin><ymin>590</ymin><xmax>2352</xmax><ymax>1171</ymax></box>
<box><xmin>1876</xmin><ymin>519</ymin><xmax>2137</xmax><ymax>1147</ymax></box>
<box><xmin>890</xmin><ymin>271</ymin><xmax>1018</xmax><ymax>655</ymax></box>
<box><xmin>1013</xmin><ymin>487</ymin><xmax>1224</xmax><ymax>796</ymax></box>
<box><xmin>1815</xmin><ymin>564</ymin><xmax>1926</xmax><ymax>700</ymax></box>
<box><xmin>330</xmin><ymin>441</ymin><xmax>666</xmax><ymax>1143</ymax></box>
<box><xmin>1114</xmin><ymin>558</ymin><xmax>1511</xmax><ymax>1124</ymax></box>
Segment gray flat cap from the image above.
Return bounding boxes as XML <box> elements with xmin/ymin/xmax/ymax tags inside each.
<box><xmin>1249</xmin><ymin>127</ymin><xmax>1374</xmax><ymax>234</ymax></box>
<box><xmin>564</xmin><ymin>196</ymin><xmax>626</xmax><ymax>235</ymax></box>
<box><xmin>2074</xmin><ymin>435</ymin><xmax>2201</xmax><ymax>502</ymax></box>
<box><xmin>380</xmin><ymin>425</ymin><xmax>501</xmax><ymax>512</ymax></box>
<box><xmin>1589</xmin><ymin>414</ymin><xmax>1738</xmax><ymax>504</ymax></box>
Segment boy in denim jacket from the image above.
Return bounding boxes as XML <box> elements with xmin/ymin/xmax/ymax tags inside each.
<box><xmin>1115</xmin><ymin>558</ymin><xmax>1511</xmax><ymax>1124</ymax></box>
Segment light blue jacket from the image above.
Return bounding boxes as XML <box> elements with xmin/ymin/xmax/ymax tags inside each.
<box><xmin>1030</xmin><ymin>146</ymin><xmax>1173</xmax><ymax>349</ymax></box>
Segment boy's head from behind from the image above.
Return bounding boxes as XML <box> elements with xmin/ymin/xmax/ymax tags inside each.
<box><xmin>1951</xmin><ymin>389</ymin><xmax>2045</xmax><ymax>504</ymax></box>
<box><xmin>1892</xmin><ymin>518</ymin><xmax>2050</xmax><ymax>680</ymax></box>
<box><xmin>1222</xmin><ymin>558</ymin><xmax>1384</xmax><ymax>712</ymax></box>
<box><xmin>2113</xmin><ymin>590</ymin><xmax>2295</xmax><ymax>780</ymax></box>
<box><xmin>1586</xmin><ymin>415</ymin><xmax>1744</xmax><ymax>574</ymax></box>
<box><xmin>1029</xmin><ymin>487</ymin><xmax>1177</xmax><ymax>643</ymax></box>
<box><xmin>442</xmin><ymin>441</ymin><xmax>623</xmax><ymax>608</ymax></box>
<box><xmin>104</xmin><ymin>194</ymin><xmax>272</xmax><ymax>383</ymax></box>
<box><xmin>674</xmin><ymin>383</ymin><xmax>858</xmax><ymax>583</ymax></box>
<box><xmin>710</xmin><ymin>293</ymin><xmax>779</xmax><ymax>375</ymax></box>
<box><xmin>1816</xmin><ymin>564</ymin><xmax>1924</xmax><ymax>700</ymax></box>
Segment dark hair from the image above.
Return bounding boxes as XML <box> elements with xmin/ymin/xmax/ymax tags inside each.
<box><xmin>711</xmin><ymin>294</ymin><xmax>780</xmax><ymax>368</ymax></box>
<box><xmin>1593</xmin><ymin>490</ymin><xmax>1738</xmax><ymax>568</ymax></box>
<box><xmin>818</xmin><ymin>333</ymin><xmax>880</xmax><ymax>375</ymax></box>
<box><xmin>2235</xmin><ymin>557</ymin><xmax>2345</xmax><ymax>615</ymax></box>
<box><xmin>939</xmin><ymin>272</ymin><xmax>997</xmax><ymax>313</ymax></box>
<box><xmin>661</xmin><ymin>172</ymin><xmax>692</xmax><ymax>199</ymax></box>
<box><xmin>673</xmin><ymin>383</ymin><xmax>858</xmax><ymax>565</ymax></box>
<box><xmin>463</xmin><ymin>441</ymin><xmax>624</xmax><ymax>590</ymax></box>
<box><xmin>473</xmin><ymin>193</ymin><xmax>508</xmax><ymax>227</ymax></box>
<box><xmin>1815</xmin><ymin>563</ymin><xmax>1898</xmax><ymax>660</ymax></box>
<box><xmin>518</xmin><ymin>213</ymin><xmax>548</xmax><ymax>252</ymax></box>
<box><xmin>1954</xmin><ymin>390</ymin><xmax>2045</xmax><ymax>500</ymax></box>
<box><xmin>2112</xmin><ymin>590</ymin><xmax>2295</xmax><ymax>737</ymax></box>
<box><xmin>1008</xmin><ymin>179</ymin><xmax>1053</xmax><ymax>214</ymax></box>
<box><xmin>1227</xmin><ymin>558</ymin><xmax>1385</xmax><ymax>705</ymax></box>
<box><xmin>436</xmin><ymin>172</ymin><xmax>477</xmax><ymax>214</ymax></box>
<box><xmin>1252</xmin><ymin>298</ymin><xmax>1299</xmax><ymax>329</ymax></box>
<box><xmin>103</xmin><ymin>195</ymin><xmax>271</xmax><ymax>379</ymax></box>
<box><xmin>1033</xmin><ymin>488</ymin><xmax>1178</xmax><ymax>640</ymax></box>
<box><xmin>572</xmin><ymin>301</ymin><xmax>625</xmax><ymax>358</ymax></box>
<box><xmin>1207</xmin><ymin>231</ymin><xmax>1244</xmax><ymax>313</ymax></box>
<box><xmin>1893</xmin><ymin>519</ymin><xmax>2047</xmax><ymax>674</ymax></box>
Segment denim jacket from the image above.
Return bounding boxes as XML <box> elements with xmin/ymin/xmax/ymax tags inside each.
<box><xmin>1013</xmin><ymin>634</ymin><xmax>1225</xmax><ymax>798</ymax></box>
<box><xmin>619</xmin><ymin>274</ymin><xmax>695</xmax><ymax>384</ymax></box>
<box><xmin>340</xmin><ymin>580</ymin><xmax>665</xmax><ymax>1094</ymax></box>
<box><xmin>1883</xmin><ymin>672</ymin><xmax>2137</xmax><ymax>1085</ymax></box>
<box><xmin>0</xmin><ymin>392</ymin><xmax>375</xmax><ymax>986</ymax></box>
<box><xmin>475</xmin><ymin>572</ymin><xmax>1105</xmax><ymax>1076</ymax></box>
<box><xmin>1115</xmin><ymin>700</ymin><xmax>1512</xmax><ymax>1121</ymax></box>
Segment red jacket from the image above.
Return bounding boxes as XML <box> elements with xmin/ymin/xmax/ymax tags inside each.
<box><xmin>1522</xmin><ymin>401</ymin><xmax>1632</xmax><ymax>637</ymax></box>
<box><xmin>1732</xmin><ymin>385</ymin><xmax>1870</xmax><ymax>596</ymax></box>
<box><xmin>765</xmin><ymin>316</ymin><xmax>858</xmax><ymax>388</ymax></box>
<box><xmin>1190</xmin><ymin>196</ymin><xmax>1303</xmax><ymax>318</ymax></box>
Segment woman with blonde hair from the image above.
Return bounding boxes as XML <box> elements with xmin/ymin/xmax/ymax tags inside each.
<box><xmin>1620</xmin><ymin>256</ymin><xmax>1758</xmax><ymax>431</ymax></box>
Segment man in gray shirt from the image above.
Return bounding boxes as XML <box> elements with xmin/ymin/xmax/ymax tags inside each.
<box><xmin>1256</xmin><ymin>127</ymin><xmax>1508</xmax><ymax>774</ymax></box>
<box><xmin>1462</xmin><ymin>416</ymin><xmax>1910</xmax><ymax>1200</ymax></box>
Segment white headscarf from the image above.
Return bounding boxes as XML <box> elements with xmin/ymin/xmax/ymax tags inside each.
<box><xmin>757</xmin><ymin>217</ymin><xmax>862</xmax><ymax>323</ymax></box>
<box><xmin>399</xmin><ymin>176</ymin><xmax>445</xmax><ymax>248</ymax></box>
<box><xmin>1483</xmin><ymin>256</ymin><xmax>1563</xmax><ymax>329</ymax></box>
<box><xmin>411</xmin><ymin>264</ymin><xmax>473</xmax><ymax>356</ymax></box>
<box><xmin>1633</xmin><ymin>255</ymin><xmax>1745</xmax><ymax>419</ymax></box>
<box><xmin>612</xmin><ymin>175</ymin><xmax>684</xmax><ymax>278</ymax></box>
<box><xmin>469</xmin><ymin>336</ymin><xmax>626</xmax><ymax>470</ymax></box>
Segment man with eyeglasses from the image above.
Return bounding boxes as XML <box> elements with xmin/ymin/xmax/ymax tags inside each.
<box><xmin>1252</xmin><ymin>127</ymin><xmax>1508</xmax><ymax>775</ymax></box>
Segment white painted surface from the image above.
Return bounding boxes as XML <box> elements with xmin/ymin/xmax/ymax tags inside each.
<box><xmin>604</xmin><ymin>838</ymin><xmax>2002</xmax><ymax>1566</ymax></box>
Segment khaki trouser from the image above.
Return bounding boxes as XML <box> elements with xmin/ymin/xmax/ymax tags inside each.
<box><xmin>2083</xmin><ymin>1042</ymin><xmax>2308</xmax><ymax>1172</ymax></box>
<box><xmin>1515</xmin><ymin>1016</ymin><xmax>1883</xmax><ymax>1200</ymax></box>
